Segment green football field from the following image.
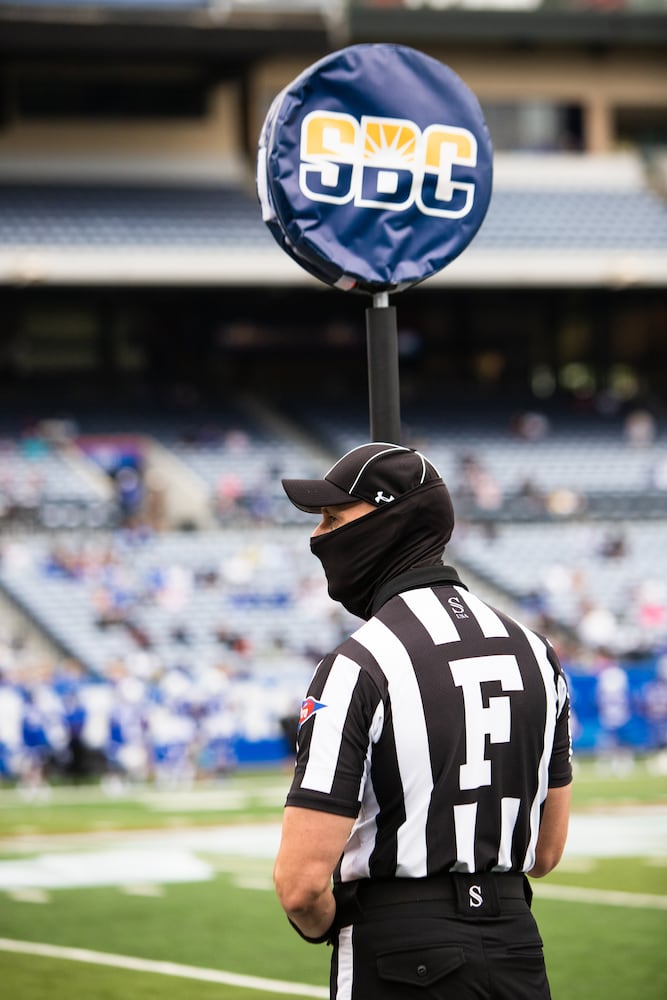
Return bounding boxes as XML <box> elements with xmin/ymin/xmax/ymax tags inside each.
<box><xmin>0</xmin><ymin>757</ymin><xmax>665</xmax><ymax>1000</ymax></box>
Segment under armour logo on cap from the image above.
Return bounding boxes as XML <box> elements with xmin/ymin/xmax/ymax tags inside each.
<box><xmin>281</xmin><ymin>442</ymin><xmax>444</xmax><ymax>514</ymax></box>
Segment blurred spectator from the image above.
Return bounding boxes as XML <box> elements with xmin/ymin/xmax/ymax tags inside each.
<box><xmin>113</xmin><ymin>463</ymin><xmax>145</xmax><ymax>526</ymax></box>
<box><xmin>578</xmin><ymin>600</ymin><xmax>620</xmax><ymax>653</ymax></box>
<box><xmin>215</xmin><ymin>472</ymin><xmax>245</xmax><ymax>519</ymax></box>
<box><xmin>0</xmin><ymin>678</ymin><xmax>24</xmax><ymax>779</ymax></box>
<box><xmin>649</xmin><ymin>454</ymin><xmax>667</xmax><ymax>491</ymax></box>
<box><xmin>511</xmin><ymin>410</ymin><xmax>551</xmax><ymax>441</ymax></box>
<box><xmin>594</xmin><ymin>661</ymin><xmax>635</xmax><ymax>773</ymax></box>
<box><xmin>624</xmin><ymin>407</ymin><xmax>656</xmax><ymax>447</ymax></box>
<box><xmin>546</xmin><ymin>487</ymin><xmax>585</xmax><ymax>518</ymax></box>
<box><xmin>640</xmin><ymin>656</ymin><xmax>667</xmax><ymax>753</ymax></box>
<box><xmin>456</xmin><ymin>452</ymin><xmax>502</xmax><ymax>512</ymax></box>
<box><xmin>515</xmin><ymin>476</ymin><xmax>547</xmax><ymax>516</ymax></box>
<box><xmin>598</xmin><ymin>528</ymin><xmax>628</xmax><ymax>559</ymax></box>
<box><xmin>635</xmin><ymin>579</ymin><xmax>667</xmax><ymax>636</ymax></box>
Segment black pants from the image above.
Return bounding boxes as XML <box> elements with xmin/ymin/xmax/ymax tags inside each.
<box><xmin>329</xmin><ymin>875</ymin><xmax>551</xmax><ymax>1000</ymax></box>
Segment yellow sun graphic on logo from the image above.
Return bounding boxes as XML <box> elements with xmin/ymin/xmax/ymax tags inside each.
<box><xmin>363</xmin><ymin>121</ymin><xmax>417</xmax><ymax>166</ymax></box>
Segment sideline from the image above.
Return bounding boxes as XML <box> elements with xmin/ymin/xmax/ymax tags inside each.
<box><xmin>0</xmin><ymin>937</ymin><xmax>329</xmax><ymax>998</ymax></box>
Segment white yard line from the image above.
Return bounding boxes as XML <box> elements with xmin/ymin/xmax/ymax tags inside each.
<box><xmin>0</xmin><ymin>937</ymin><xmax>329</xmax><ymax>998</ymax></box>
<box><xmin>533</xmin><ymin>883</ymin><xmax>667</xmax><ymax>909</ymax></box>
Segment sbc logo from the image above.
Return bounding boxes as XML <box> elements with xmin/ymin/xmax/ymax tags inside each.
<box><xmin>299</xmin><ymin>110</ymin><xmax>479</xmax><ymax>219</ymax></box>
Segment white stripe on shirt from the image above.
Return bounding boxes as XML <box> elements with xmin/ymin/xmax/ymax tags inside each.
<box><xmin>353</xmin><ymin>617</ymin><xmax>433</xmax><ymax>877</ymax></box>
<box><xmin>400</xmin><ymin>588</ymin><xmax>461</xmax><ymax>644</ymax></box>
<box><xmin>515</xmin><ymin>623</ymin><xmax>557</xmax><ymax>871</ymax></box>
<box><xmin>456</xmin><ymin>586</ymin><xmax>510</xmax><ymax>638</ymax></box>
<box><xmin>302</xmin><ymin>654</ymin><xmax>360</xmax><ymax>794</ymax></box>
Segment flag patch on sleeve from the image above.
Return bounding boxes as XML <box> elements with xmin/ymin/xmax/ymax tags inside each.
<box><xmin>298</xmin><ymin>697</ymin><xmax>327</xmax><ymax>731</ymax></box>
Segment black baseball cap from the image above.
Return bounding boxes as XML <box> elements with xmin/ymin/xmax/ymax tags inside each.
<box><xmin>282</xmin><ymin>442</ymin><xmax>444</xmax><ymax>514</ymax></box>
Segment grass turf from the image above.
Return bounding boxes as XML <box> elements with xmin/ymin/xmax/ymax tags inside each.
<box><xmin>0</xmin><ymin>758</ymin><xmax>665</xmax><ymax>999</ymax></box>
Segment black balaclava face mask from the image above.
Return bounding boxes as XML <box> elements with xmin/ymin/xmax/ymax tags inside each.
<box><xmin>310</xmin><ymin>480</ymin><xmax>454</xmax><ymax>620</ymax></box>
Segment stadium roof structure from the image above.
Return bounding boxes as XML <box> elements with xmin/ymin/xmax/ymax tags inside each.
<box><xmin>0</xmin><ymin>152</ymin><xmax>665</xmax><ymax>289</ymax></box>
<box><xmin>2</xmin><ymin>1</ymin><xmax>666</xmax><ymax>58</ymax></box>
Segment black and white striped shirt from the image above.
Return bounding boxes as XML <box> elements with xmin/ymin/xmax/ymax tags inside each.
<box><xmin>287</xmin><ymin>567</ymin><xmax>572</xmax><ymax>880</ymax></box>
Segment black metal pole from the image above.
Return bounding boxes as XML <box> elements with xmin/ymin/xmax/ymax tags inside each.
<box><xmin>365</xmin><ymin>292</ymin><xmax>401</xmax><ymax>444</ymax></box>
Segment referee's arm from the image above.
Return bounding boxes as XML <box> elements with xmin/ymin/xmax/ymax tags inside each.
<box><xmin>528</xmin><ymin>784</ymin><xmax>572</xmax><ymax>878</ymax></box>
<box><xmin>274</xmin><ymin>806</ymin><xmax>355</xmax><ymax>941</ymax></box>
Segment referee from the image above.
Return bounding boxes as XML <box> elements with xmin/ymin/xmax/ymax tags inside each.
<box><xmin>274</xmin><ymin>442</ymin><xmax>572</xmax><ymax>1000</ymax></box>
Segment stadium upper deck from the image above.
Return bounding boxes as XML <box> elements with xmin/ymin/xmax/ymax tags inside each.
<box><xmin>0</xmin><ymin>152</ymin><xmax>665</xmax><ymax>287</ymax></box>
<box><xmin>0</xmin><ymin>0</ymin><xmax>665</xmax><ymax>288</ymax></box>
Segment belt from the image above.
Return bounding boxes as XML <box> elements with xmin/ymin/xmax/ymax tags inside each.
<box><xmin>334</xmin><ymin>873</ymin><xmax>532</xmax><ymax>923</ymax></box>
